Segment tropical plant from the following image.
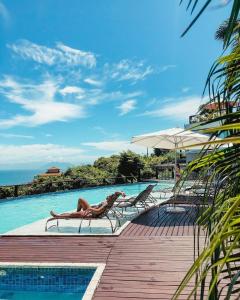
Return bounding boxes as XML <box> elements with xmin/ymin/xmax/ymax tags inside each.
<box><xmin>180</xmin><ymin>0</ymin><xmax>240</xmax><ymax>47</ymax></box>
<box><xmin>153</xmin><ymin>148</ymin><xmax>169</xmax><ymax>156</ymax></box>
<box><xmin>117</xmin><ymin>151</ymin><xmax>143</xmax><ymax>182</ymax></box>
<box><xmin>64</xmin><ymin>165</ymin><xmax>109</xmax><ymax>185</ymax></box>
<box><xmin>173</xmin><ymin>1</ymin><xmax>240</xmax><ymax>299</ymax></box>
<box><xmin>93</xmin><ymin>155</ymin><xmax>120</xmax><ymax>176</ymax></box>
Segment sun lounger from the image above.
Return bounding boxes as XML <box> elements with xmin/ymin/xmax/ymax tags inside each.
<box><xmin>166</xmin><ymin>194</ymin><xmax>213</xmax><ymax>205</ymax></box>
<box><xmin>114</xmin><ymin>184</ymin><xmax>156</xmax><ymax>213</ymax></box>
<box><xmin>45</xmin><ymin>195</ymin><xmax>122</xmax><ymax>233</ymax></box>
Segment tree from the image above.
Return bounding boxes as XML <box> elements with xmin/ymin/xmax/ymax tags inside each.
<box><xmin>173</xmin><ymin>1</ymin><xmax>240</xmax><ymax>299</ymax></box>
<box><xmin>117</xmin><ymin>151</ymin><xmax>143</xmax><ymax>182</ymax></box>
<box><xmin>153</xmin><ymin>148</ymin><xmax>169</xmax><ymax>156</ymax></box>
<box><xmin>64</xmin><ymin>165</ymin><xmax>109</xmax><ymax>185</ymax></box>
<box><xmin>215</xmin><ymin>19</ymin><xmax>240</xmax><ymax>46</ymax></box>
<box><xmin>93</xmin><ymin>155</ymin><xmax>120</xmax><ymax>176</ymax></box>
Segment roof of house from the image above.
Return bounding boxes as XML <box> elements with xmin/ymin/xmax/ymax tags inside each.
<box><xmin>46</xmin><ymin>167</ymin><xmax>61</xmax><ymax>173</ymax></box>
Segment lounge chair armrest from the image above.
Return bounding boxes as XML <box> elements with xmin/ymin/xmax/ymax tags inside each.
<box><xmin>114</xmin><ymin>198</ymin><xmax>134</xmax><ymax>207</ymax></box>
<box><xmin>115</xmin><ymin>197</ymin><xmax>134</xmax><ymax>203</ymax></box>
<box><xmin>109</xmin><ymin>208</ymin><xmax>123</xmax><ymax>218</ymax></box>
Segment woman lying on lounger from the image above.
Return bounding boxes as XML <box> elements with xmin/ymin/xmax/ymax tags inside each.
<box><xmin>50</xmin><ymin>191</ymin><xmax>126</xmax><ymax>219</ymax></box>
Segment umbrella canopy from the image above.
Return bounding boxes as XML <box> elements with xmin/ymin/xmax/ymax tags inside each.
<box><xmin>132</xmin><ymin>128</ymin><xmax>212</xmax><ymax>214</ymax></box>
<box><xmin>131</xmin><ymin>127</ymin><xmax>210</xmax><ymax>150</ymax></box>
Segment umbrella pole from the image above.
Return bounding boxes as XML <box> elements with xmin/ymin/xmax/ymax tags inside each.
<box><xmin>174</xmin><ymin>148</ymin><xmax>177</xmax><ymax>184</ymax></box>
<box><xmin>174</xmin><ymin>147</ymin><xmax>177</xmax><ymax>202</ymax></box>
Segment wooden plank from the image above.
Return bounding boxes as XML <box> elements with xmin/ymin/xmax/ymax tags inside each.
<box><xmin>0</xmin><ymin>205</ymin><xmax>208</xmax><ymax>300</ymax></box>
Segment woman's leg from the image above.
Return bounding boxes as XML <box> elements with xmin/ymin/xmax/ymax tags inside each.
<box><xmin>50</xmin><ymin>210</ymin><xmax>86</xmax><ymax>218</ymax></box>
<box><xmin>77</xmin><ymin>198</ymin><xmax>91</xmax><ymax>211</ymax></box>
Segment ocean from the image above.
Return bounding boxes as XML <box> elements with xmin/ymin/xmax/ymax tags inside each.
<box><xmin>0</xmin><ymin>169</ymin><xmax>44</xmax><ymax>186</ymax></box>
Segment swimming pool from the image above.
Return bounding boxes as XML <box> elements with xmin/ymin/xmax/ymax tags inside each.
<box><xmin>0</xmin><ymin>263</ymin><xmax>105</xmax><ymax>300</ymax></box>
<box><xmin>0</xmin><ymin>181</ymin><xmax>173</xmax><ymax>234</ymax></box>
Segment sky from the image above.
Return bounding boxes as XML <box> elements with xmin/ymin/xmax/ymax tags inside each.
<box><xmin>0</xmin><ymin>0</ymin><xmax>231</xmax><ymax>169</ymax></box>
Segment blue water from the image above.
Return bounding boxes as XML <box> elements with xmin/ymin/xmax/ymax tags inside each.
<box><xmin>0</xmin><ymin>291</ymin><xmax>82</xmax><ymax>300</ymax></box>
<box><xmin>0</xmin><ymin>170</ymin><xmax>43</xmax><ymax>185</ymax></box>
<box><xmin>0</xmin><ymin>182</ymin><xmax>173</xmax><ymax>234</ymax></box>
<box><xmin>0</xmin><ymin>266</ymin><xmax>95</xmax><ymax>300</ymax></box>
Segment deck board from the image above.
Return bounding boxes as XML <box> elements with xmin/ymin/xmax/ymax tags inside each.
<box><xmin>0</xmin><ymin>204</ymin><xmax>209</xmax><ymax>299</ymax></box>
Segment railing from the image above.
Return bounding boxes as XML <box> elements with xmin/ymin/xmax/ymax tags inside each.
<box><xmin>0</xmin><ymin>171</ymin><xmax>173</xmax><ymax>200</ymax></box>
<box><xmin>189</xmin><ymin>105</ymin><xmax>240</xmax><ymax>124</ymax></box>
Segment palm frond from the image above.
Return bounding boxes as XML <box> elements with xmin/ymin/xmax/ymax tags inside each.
<box><xmin>181</xmin><ymin>0</ymin><xmax>240</xmax><ymax>48</ymax></box>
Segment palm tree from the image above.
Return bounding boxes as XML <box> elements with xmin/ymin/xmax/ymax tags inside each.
<box><xmin>215</xmin><ymin>19</ymin><xmax>240</xmax><ymax>44</ymax></box>
<box><xmin>172</xmin><ymin>1</ymin><xmax>240</xmax><ymax>299</ymax></box>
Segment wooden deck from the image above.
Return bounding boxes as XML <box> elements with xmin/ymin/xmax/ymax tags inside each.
<box><xmin>0</xmin><ymin>204</ymin><xmax>204</xmax><ymax>299</ymax></box>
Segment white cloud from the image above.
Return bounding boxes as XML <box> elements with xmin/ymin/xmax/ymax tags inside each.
<box><xmin>105</xmin><ymin>59</ymin><xmax>154</xmax><ymax>83</ymax></box>
<box><xmin>117</xmin><ymin>99</ymin><xmax>137</xmax><ymax>116</ymax></box>
<box><xmin>182</xmin><ymin>87</ymin><xmax>190</xmax><ymax>93</ymax></box>
<box><xmin>84</xmin><ymin>78</ymin><xmax>102</xmax><ymax>87</ymax></box>
<box><xmin>160</xmin><ymin>64</ymin><xmax>176</xmax><ymax>72</ymax></box>
<box><xmin>0</xmin><ymin>76</ymin><xmax>85</xmax><ymax>128</ymax></box>
<box><xmin>93</xmin><ymin>126</ymin><xmax>108</xmax><ymax>135</ymax></box>
<box><xmin>143</xmin><ymin>96</ymin><xmax>204</xmax><ymax>121</ymax></box>
<box><xmin>80</xmin><ymin>89</ymin><xmax>143</xmax><ymax>106</ymax></box>
<box><xmin>8</xmin><ymin>40</ymin><xmax>96</xmax><ymax>68</ymax></box>
<box><xmin>93</xmin><ymin>126</ymin><xmax>120</xmax><ymax>139</ymax></box>
<box><xmin>0</xmin><ymin>1</ymin><xmax>10</xmax><ymax>25</ymax></box>
<box><xmin>59</xmin><ymin>86</ymin><xmax>85</xmax><ymax>96</ymax></box>
<box><xmin>82</xmin><ymin>140</ymin><xmax>147</xmax><ymax>153</ymax></box>
<box><xmin>0</xmin><ymin>144</ymin><xmax>97</xmax><ymax>166</ymax></box>
<box><xmin>0</xmin><ymin>74</ymin><xmax>145</xmax><ymax>128</ymax></box>
<box><xmin>211</xmin><ymin>0</ymin><xmax>231</xmax><ymax>9</ymax></box>
<box><xmin>0</xmin><ymin>133</ymin><xmax>34</xmax><ymax>139</ymax></box>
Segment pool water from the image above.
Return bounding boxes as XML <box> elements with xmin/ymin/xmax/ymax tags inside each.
<box><xmin>0</xmin><ymin>291</ymin><xmax>80</xmax><ymax>300</ymax></box>
<box><xmin>0</xmin><ymin>266</ymin><xmax>95</xmax><ymax>300</ymax></box>
<box><xmin>0</xmin><ymin>181</ymin><xmax>173</xmax><ymax>234</ymax></box>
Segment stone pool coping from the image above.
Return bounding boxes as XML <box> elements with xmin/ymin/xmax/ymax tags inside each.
<box><xmin>0</xmin><ymin>262</ymin><xmax>106</xmax><ymax>300</ymax></box>
<box><xmin>3</xmin><ymin>218</ymin><xmax>131</xmax><ymax>236</ymax></box>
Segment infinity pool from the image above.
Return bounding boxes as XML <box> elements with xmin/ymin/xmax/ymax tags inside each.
<box><xmin>0</xmin><ymin>181</ymin><xmax>173</xmax><ymax>234</ymax></box>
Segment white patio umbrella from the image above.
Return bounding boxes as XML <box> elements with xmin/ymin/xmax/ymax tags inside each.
<box><xmin>132</xmin><ymin>127</ymin><xmax>215</xmax><ymax>213</ymax></box>
<box><xmin>131</xmin><ymin>127</ymin><xmax>211</xmax><ymax>182</ymax></box>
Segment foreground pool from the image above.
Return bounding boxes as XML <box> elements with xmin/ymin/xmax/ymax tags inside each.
<box><xmin>0</xmin><ymin>264</ymin><xmax>103</xmax><ymax>300</ymax></box>
<box><xmin>0</xmin><ymin>181</ymin><xmax>173</xmax><ymax>234</ymax></box>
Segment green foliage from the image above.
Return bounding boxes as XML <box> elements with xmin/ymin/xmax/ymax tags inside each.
<box><xmin>117</xmin><ymin>151</ymin><xmax>143</xmax><ymax>181</ymax></box>
<box><xmin>0</xmin><ymin>186</ymin><xmax>14</xmax><ymax>198</ymax></box>
<box><xmin>153</xmin><ymin>148</ymin><xmax>169</xmax><ymax>156</ymax></box>
<box><xmin>181</xmin><ymin>0</ymin><xmax>240</xmax><ymax>47</ymax></box>
<box><xmin>93</xmin><ymin>155</ymin><xmax>120</xmax><ymax>176</ymax></box>
<box><xmin>174</xmin><ymin>3</ymin><xmax>240</xmax><ymax>299</ymax></box>
<box><xmin>65</xmin><ymin>165</ymin><xmax>109</xmax><ymax>185</ymax></box>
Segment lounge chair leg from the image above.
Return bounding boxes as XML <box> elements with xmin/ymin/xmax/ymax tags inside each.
<box><xmin>115</xmin><ymin>214</ymin><xmax>121</xmax><ymax>228</ymax></box>
<box><xmin>89</xmin><ymin>220</ymin><xmax>92</xmax><ymax>232</ymax></box>
<box><xmin>57</xmin><ymin>219</ymin><xmax>59</xmax><ymax>232</ymax></box>
<box><xmin>106</xmin><ymin>215</ymin><xmax>114</xmax><ymax>233</ymax></box>
<box><xmin>78</xmin><ymin>219</ymin><xmax>83</xmax><ymax>233</ymax></box>
<box><xmin>45</xmin><ymin>220</ymin><xmax>49</xmax><ymax>231</ymax></box>
<box><xmin>45</xmin><ymin>217</ymin><xmax>57</xmax><ymax>232</ymax></box>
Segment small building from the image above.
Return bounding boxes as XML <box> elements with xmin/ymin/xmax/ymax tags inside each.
<box><xmin>38</xmin><ymin>166</ymin><xmax>62</xmax><ymax>177</ymax></box>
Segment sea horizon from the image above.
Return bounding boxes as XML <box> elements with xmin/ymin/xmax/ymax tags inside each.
<box><xmin>0</xmin><ymin>169</ymin><xmax>44</xmax><ymax>186</ymax></box>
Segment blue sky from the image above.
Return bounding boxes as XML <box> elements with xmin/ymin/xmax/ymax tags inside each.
<box><xmin>0</xmin><ymin>0</ymin><xmax>230</xmax><ymax>169</ymax></box>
